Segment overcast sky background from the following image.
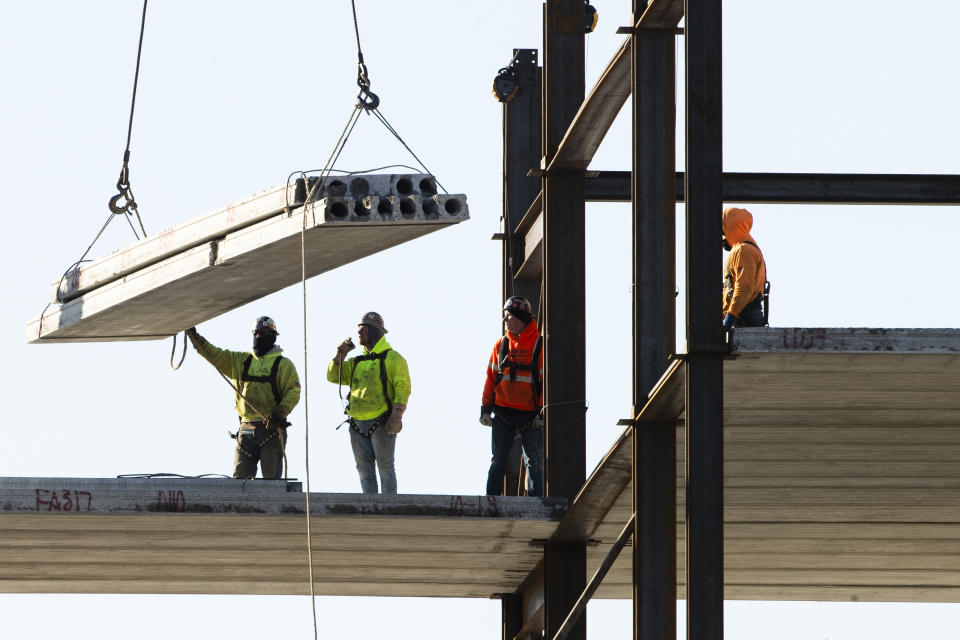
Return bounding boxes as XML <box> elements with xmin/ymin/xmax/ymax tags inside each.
<box><xmin>3</xmin><ymin>1</ymin><xmax>960</xmax><ymax>638</ymax></box>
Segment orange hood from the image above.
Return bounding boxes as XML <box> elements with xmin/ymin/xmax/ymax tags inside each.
<box><xmin>722</xmin><ymin>207</ymin><xmax>756</xmax><ymax>246</ymax></box>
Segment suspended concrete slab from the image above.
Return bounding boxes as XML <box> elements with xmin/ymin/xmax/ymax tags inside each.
<box><xmin>27</xmin><ymin>175</ymin><xmax>468</xmax><ymax>343</ymax></box>
<box><xmin>0</xmin><ymin>477</ymin><xmax>564</xmax><ymax>596</ymax></box>
<box><xmin>555</xmin><ymin>327</ymin><xmax>960</xmax><ymax>602</ymax></box>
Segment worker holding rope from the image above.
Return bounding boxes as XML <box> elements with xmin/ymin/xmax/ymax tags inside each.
<box><xmin>328</xmin><ymin>312</ymin><xmax>410</xmax><ymax>494</ymax></box>
<box><xmin>186</xmin><ymin>317</ymin><xmax>301</xmax><ymax>479</ymax></box>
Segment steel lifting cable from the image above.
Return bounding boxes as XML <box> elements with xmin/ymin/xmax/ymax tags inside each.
<box><xmin>108</xmin><ymin>0</ymin><xmax>149</xmax><ymax>238</ymax></box>
<box><xmin>348</xmin><ymin>0</ymin><xmax>447</xmax><ymax>192</ymax></box>
<box><xmin>350</xmin><ymin>0</ymin><xmax>379</xmax><ymax>111</ymax></box>
<box><xmin>37</xmin><ymin>0</ymin><xmax>153</xmax><ymax>339</ymax></box>
<box><xmin>105</xmin><ymin>1</ymin><xmax>183</xmax><ymax>369</ymax></box>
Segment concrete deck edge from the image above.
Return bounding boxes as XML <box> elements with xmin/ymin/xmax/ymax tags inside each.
<box><xmin>731</xmin><ymin>327</ymin><xmax>960</xmax><ymax>354</ymax></box>
<box><xmin>0</xmin><ymin>477</ymin><xmax>566</xmax><ymax>520</ymax></box>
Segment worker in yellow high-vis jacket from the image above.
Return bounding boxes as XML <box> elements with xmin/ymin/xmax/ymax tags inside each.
<box><xmin>328</xmin><ymin>311</ymin><xmax>411</xmax><ymax>494</ymax></box>
<box><xmin>186</xmin><ymin>316</ymin><xmax>300</xmax><ymax>479</ymax></box>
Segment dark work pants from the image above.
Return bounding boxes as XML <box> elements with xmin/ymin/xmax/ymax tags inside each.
<box><xmin>233</xmin><ymin>424</ymin><xmax>284</xmax><ymax>479</ymax></box>
<box><xmin>486</xmin><ymin>408</ymin><xmax>543</xmax><ymax>497</ymax></box>
<box><xmin>735</xmin><ymin>294</ymin><xmax>765</xmax><ymax>327</ymax></box>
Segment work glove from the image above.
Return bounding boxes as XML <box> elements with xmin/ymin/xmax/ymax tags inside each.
<box><xmin>722</xmin><ymin>313</ymin><xmax>737</xmax><ymax>328</ymax></box>
<box><xmin>185</xmin><ymin>327</ymin><xmax>205</xmax><ymax>348</ymax></box>
<box><xmin>266</xmin><ymin>408</ymin><xmax>287</xmax><ymax>430</ymax></box>
<box><xmin>385</xmin><ymin>404</ymin><xmax>406</xmax><ymax>435</ymax></box>
<box><xmin>334</xmin><ymin>337</ymin><xmax>355</xmax><ymax>364</ymax></box>
<box><xmin>479</xmin><ymin>407</ymin><xmax>493</xmax><ymax>427</ymax></box>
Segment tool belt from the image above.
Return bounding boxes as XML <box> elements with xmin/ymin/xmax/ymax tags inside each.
<box><xmin>231</xmin><ymin>421</ymin><xmax>287</xmax><ymax>460</ymax></box>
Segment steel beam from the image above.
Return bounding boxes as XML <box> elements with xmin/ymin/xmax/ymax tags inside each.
<box><xmin>542</xmin><ymin>1</ymin><xmax>586</xmax><ymax>639</ymax></box>
<box><xmin>542</xmin><ymin>0</ymin><xmax>683</xmax><ymax>174</ymax></box>
<box><xmin>633</xmin><ymin>10</ymin><xmax>678</xmax><ymax>640</ymax></box>
<box><xmin>685</xmin><ymin>2</ymin><xmax>725</xmax><ymax>640</ymax></box>
<box><xmin>584</xmin><ymin>171</ymin><xmax>960</xmax><ymax>204</ymax></box>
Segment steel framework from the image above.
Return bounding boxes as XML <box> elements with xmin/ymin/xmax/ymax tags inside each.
<box><xmin>496</xmin><ymin>1</ymin><xmax>960</xmax><ymax>640</ymax></box>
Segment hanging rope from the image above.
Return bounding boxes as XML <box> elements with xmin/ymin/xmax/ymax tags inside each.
<box><xmin>296</xmin><ymin>92</ymin><xmax>366</xmax><ymax>640</ymax></box>
<box><xmin>169</xmin><ymin>331</ymin><xmax>187</xmax><ymax>370</ymax></box>
<box><xmin>108</xmin><ymin>0</ymin><xmax>149</xmax><ymax>238</ymax></box>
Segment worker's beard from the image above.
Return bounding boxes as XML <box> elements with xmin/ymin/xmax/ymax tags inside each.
<box><xmin>253</xmin><ymin>334</ymin><xmax>277</xmax><ymax>356</ymax></box>
<box><xmin>363</xmin><ymin>327</ymin><xmax>383</xmax><ymax>349</ymax></box>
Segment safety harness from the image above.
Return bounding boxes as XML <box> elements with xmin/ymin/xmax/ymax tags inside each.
<box><xmin>346</xmin><ymin>350</ymin><xmax>392</xmax><ymax>439</ymax></box>
<box><xmin>494</xmin><ymin>334</ymin><xmax>543</xmax><ymax>425</ymax></box>
<box><xmin>232</xmin><ymin>355</ymin><xmax>289</xmax><ymax>460</ymax></box>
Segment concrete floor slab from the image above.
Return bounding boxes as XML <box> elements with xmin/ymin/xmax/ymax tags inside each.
<box><xmin>558</xmin><ymin>329</ymin><xmax>960</xmax><ymax>602</ymax></box>
<box><xmin>28</xmin><ymin>187</ymin><xmax>468</xmax><ymax>343</ymax></box>
<box><xmin>0</xmin><ymin>477</ymin><xmax>563</xmax><ymax>596</ymax></box>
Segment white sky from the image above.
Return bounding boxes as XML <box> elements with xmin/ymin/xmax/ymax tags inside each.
<box><xmin>2</xmin><ymin>0</ymin><xmax>960</xmax><ymax>638</ymax></box>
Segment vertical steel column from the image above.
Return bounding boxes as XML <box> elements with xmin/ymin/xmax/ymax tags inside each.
<box><xmin>502</xmin><ymin>593</ymin><xmax>523</xmax><ymax>640</ymax></box>
<box><xmin>501</xmin><ymin>48</ymin><xmax>543</xmax><ymax>498</ymax></box>
<box><xmin>632</xmin><ymin>5</ymin><xmax>677</xmax><ymax>640</ymax></box>
<box><xmin>542</xmin><ymin>1</ymin><xmax>586</xmax><ymax>639</ymax></box>
<box><xmin>684</xmin><ymin>1</ymin><xmax>725</xmax><ymax>640</ymax></box>
<box><xmin>500</xmin><ymin>48</ymin><xmax>541</xmax><ymax>634</ymax></box>
<box><xmin>503</xmin><ymin>48</ymin><xmax>543</xmax><ymax>311</ymax></box>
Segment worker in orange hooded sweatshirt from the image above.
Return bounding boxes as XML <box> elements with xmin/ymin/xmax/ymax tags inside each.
<box><xmin>722</xmin><ymin>207</ymin><xmax>768</xmax><ymax>327</ymax></box>
<box><xmin>480</xmin><ymin>296</ymin><xmax>544</xmax><ymax>497</ymax></box>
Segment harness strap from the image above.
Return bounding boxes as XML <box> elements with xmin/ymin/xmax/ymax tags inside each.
<box><xmin>494</xmin><ymin>335</ymin><xmax>543</xmax><ymax>400</ymax></box>
<box><xmin>346</xmin><ymin>350</ymin><xmax>393</xmax><ymax>421</ymax></box>
<box><xmin>241</xmin><ymin>354</ymin><xmax>284</xmax><ymax>404</ymax></box>
<box><xmin>348</xmin><ymin>418</ymin><xmax>384</xmax><ymax>439</ymax></box>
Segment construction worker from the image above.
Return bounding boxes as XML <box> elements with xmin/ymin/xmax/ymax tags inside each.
<box><xmin>722</xmin><ymin>206</ymin><xmax>768</xmax><ymax>328</ymax></box>
<box><xmin>185</xmin><ymin>317</ymin><xmax>301</xmax><ymax>480</ymax></box>
<box><xmin>481</xmin><ymin>296</ymin><xmax>544</xmax><ymax>497</ymax></box>
<box><xmin>328</xmin><ymin>312</ymin><xmax>411</xmax><ymax>494</ymax></box>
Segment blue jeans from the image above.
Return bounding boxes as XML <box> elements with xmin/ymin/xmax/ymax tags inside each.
<box><xmin>349</xmin><ymin>417</ymin><xmax>397</xmax><ymax>494</ymax></box>
<box><xmin>486</xmin><ymin>408</ymin><xmax>543</xmax><ymax>497</ymax></box>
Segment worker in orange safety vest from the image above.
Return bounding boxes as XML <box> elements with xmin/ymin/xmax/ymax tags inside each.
<box><xmin>480</xmin><ymin>296</ymin><xmax>544</xmax><ymax>497</ymax></box>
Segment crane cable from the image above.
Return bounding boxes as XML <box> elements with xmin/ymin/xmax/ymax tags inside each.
<box><xmin>346</xmin><ymin>0</ymin><xmax>447</xmax><ymax>192</ymax></box>
<box><xmin>36</xmin><ymin>0</ymin><xmax>152</xmax><ymax>340</ymax></box>
<box><xmin>108</xmin><ymin>0</ymin><xmax>149</xmax><ymax>237</ymax></box>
